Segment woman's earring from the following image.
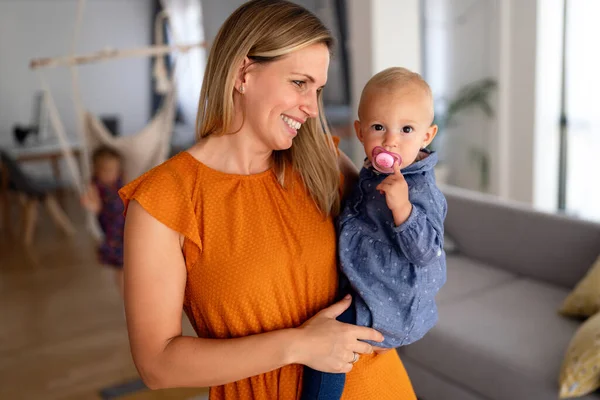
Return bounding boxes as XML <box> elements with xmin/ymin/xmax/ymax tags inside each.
<box><xmin>239</xmin><ymin>84</ymin><xmax>245</xmax><ymax>94</ymax></box>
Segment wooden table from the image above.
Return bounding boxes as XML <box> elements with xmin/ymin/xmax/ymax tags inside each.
<box><xmin>0</xmin><ymin>138</ymin><xmax>82</xmax><ymax>236</ymax></box>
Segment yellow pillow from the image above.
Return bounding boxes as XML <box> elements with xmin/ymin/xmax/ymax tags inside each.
<box><xmin>559</xmin><ymin>311</ymin><xmax>600</xmax><ymax>398</ymax></box>
<box><xmin>559</xmin><ymin>255</ymin><xmax>600</xmax><ymax>318</ymax></box>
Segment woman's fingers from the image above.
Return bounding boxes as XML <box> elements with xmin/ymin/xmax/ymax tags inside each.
<box><xmin>297</xmin><ymin>299</ymin><xmax>384</xmax><ymax>373</ymax></box>
<box><xmin>350</xmin><ymin>325</ymin><xmax>384</xmax><ymax>343</ymax></box>
<box><xmin>345</xmin><ymin>350</ymin><xmax>357</xmax><ymax>363</ymax></box>
<box><xmin>351</xmin><ymin>340</ymin><xmax>374</xmax><ymax>355</ymax></box>
<box><xmin>321</xmin><ymin>294</ymin><xmax>352</xmax><ymax>319</ymax></box>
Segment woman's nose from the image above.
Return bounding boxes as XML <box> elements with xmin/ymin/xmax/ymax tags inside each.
<box><xmin>299</xmin><ymin>93</ymin><xmax>319</xmax><ymax>118</ymax></box>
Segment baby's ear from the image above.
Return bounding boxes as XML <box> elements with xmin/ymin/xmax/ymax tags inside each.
<box><xmin>423</xmin><ymin>124</ymin><xmax>438</xmax><ymax>147</ymax></box>
<box><xmin>354</xmin><ymin>120</ymin><xmax>364</xmax><ymax>143</ymax></box>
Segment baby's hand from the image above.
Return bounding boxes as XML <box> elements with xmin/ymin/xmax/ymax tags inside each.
<box><xmin>375</xmin><ymin>162</ymin><xmax>412</xmax><ymax>226</ymax></box>
<box><xmin>80</xmin><ymin>185</ymin><xmax>101</xmax><ymax>214</ymax></box>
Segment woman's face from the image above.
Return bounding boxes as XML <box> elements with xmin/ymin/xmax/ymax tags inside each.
<box><xmin>238</xmin><ymin>43</ymin><xmax>330</xmax><ymax>151</ymax></box>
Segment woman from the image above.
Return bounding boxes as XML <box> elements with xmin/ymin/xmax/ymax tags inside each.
<box><xmin>119</xmin><ymin>1</ymin><xmax>417</xmax><ymax>398</ymax></box>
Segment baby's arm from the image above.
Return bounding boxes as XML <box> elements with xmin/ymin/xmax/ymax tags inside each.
<box><xmin>375</xmin><ymin>162</ymin><xmax>447</xmax><ymax>267</ymax></box>
<box><xmin>391</xmin><ymin>182</ymin><xmax>447</xmax><ymax>268</ymax></box>
<box><xmin>80</xmin><ymin>184</ymin><xmax>102</xmax><ymax>215</ymax></box>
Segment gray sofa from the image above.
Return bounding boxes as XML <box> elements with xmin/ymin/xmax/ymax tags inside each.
<box><xmin>398</xmin><ymin>185</ymin><xmax>600</xmax><ymax>400</ymax></box>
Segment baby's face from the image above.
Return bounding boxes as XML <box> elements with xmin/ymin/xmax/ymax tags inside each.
<box><xmin>354</xmin><ymin>86</ymin><xmax>437</xmax><ymax>169</ymax></box>
<box><xmin>95</xmin><ymin>157</ymin><xmax>121</xmax><ymax>185</ymax></box>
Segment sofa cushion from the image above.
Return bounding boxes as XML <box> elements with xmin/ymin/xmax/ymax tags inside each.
<box><xmin>559</xmin><ymin>311</ymin><xmax>600</xmax><ymax>398</ymax></box>
<box><xmin>559</xmin><ymin>254</ymin><xmax>600</xmax><ymax>318</ymax></box>
<box><xmin>401</xmin><ymin>278</ymin><xmax>595</xmax><ymax>400</ymax></box>
<box><xmin>436</xmin><ymin>255</ymin><xmax>517</xmax><ymax>304</ymax></box>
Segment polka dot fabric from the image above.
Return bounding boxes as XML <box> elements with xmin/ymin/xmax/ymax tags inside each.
<box><xmin>119</xmin><ymin>146</ymin><xmax>416</xmax><ymax>400</ymax></box>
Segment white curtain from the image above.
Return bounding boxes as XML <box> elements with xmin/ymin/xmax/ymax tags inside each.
<box><xmin>160</xmin><ymin>0</ymin><xmax>206</xmax><ymax>129</ymax></box>
<box><xmin>565</xmin><ymin>0</ymin><xmax>600</xmax><ymax>222</ymax></box>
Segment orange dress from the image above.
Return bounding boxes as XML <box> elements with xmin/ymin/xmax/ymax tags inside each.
<box><xmin>119</xmin><ymin>149</ymin><xmax>416</xmax><ymax>400</ymax></box>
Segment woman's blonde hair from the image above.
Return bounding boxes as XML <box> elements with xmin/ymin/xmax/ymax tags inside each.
<box><xmin>196</xmin><ymin>0</ymin><xmax>340</xmax><ymax>216</ymax></box>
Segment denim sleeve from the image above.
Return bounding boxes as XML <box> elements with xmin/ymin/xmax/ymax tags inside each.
<box><xmin>392</xmin><ymin>183</ymin><xmax>447</xmax><ymax>268</ymax></box>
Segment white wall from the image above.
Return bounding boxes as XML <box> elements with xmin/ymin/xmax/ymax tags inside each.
<box><xmin>0</xmin><ymin>0</ymin><xmax>153</xmax><ymax>147</ymax></box>
<box><xmin>347</xmin><ymin>0</ymin><xmax>422</xmax><ymax>165</ymax></box>
<box><xmin>500</xmin><ymin>0</ymin><xmax>538</xmax><ymax>203</ymax></box>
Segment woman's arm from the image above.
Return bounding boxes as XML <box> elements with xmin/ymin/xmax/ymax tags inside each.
<box><xmin>123</xmin><ymin>200</ymin><xmax>382</xmax><ymax>389</ymax></box>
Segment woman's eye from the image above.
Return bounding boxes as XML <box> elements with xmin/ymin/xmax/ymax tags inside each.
<box><xmin>372</xmin><ymin>124</ymin><xmax>384</xmax><ymax>131</ymax></box>
<box><xmin>402</xmin><ymin>126</ymin><xmax>414</xmax><ymax>134</ymax></box>
<box><xmin>293</xmin><ymin>80</ymin><xmax>306</xmax><ymax>88</ymax></box>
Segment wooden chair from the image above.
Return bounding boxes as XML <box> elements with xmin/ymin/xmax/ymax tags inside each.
<box><xmin>0</xmin><ymin>150</ymin><xmax>75</xmax><ymax>246</ymax></box>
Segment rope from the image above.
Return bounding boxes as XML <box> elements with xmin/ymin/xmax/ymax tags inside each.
<box><xmin>35</xmin><ymin>72</ymin><xmax>84</xmax><ymax>193</ymax></box>
<box><xmin>153</xmin><ymin>10</ymin><xmax>172</xmax><ymax>94</ymax></box>
<box><xmin>70</xmin><ymin>0</ymin><xmax>92</xmax><ymax>186</ymax></box>
<box><xmin>31</xmin><ymin>0</ymin><xmax>183</xmax><ymax>240</ymax></box>
<box><xmin>69</xmin><ymin>0</ymin><xmax>103</xmax><ymax>240</ymax></box>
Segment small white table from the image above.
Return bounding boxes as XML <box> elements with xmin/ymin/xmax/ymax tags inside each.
<box><xmin>3</xmin><ymin>137</ymin><xmax>82</xmax><ymax>185</ymax></box>
<box><xmin>1</xmin><ymin>138</ymin><xmax>82</xmax><ymax>235</ymax></box>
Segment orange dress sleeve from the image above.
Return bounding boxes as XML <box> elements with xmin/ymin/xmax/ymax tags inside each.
<box><xmin>118</xmin><ymin>154</ymin><xmax>202</xmax><ymax>252</ymax></box>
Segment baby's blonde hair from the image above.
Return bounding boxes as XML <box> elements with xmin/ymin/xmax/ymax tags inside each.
<box><xmin>358</xmin><ymin>67</ymin><xmax>434</xmax><ymax>122</ymax></box>
<box><xmin>196</xmin><ymin>0</ymin><xmax>340</xmax><ymax>216</ymax></box>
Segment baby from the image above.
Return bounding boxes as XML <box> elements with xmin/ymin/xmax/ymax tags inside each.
<box><xmin>303</xmin><ymin>67</ymin><xmax>447</xmax><ymax>400</ymax></box>
<box><xmin>81</xmin><ymin>146</ymin><xmax>126</xmax><ymax>297</ymax></box>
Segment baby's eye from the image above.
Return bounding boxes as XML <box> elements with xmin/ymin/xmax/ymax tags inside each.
<box><xmin>402</xmin><ymin>126</ymin><xmax>414</xmax><ymax>134</ymax></box>
<box><xmin>371</xmin><ymin>124</ymin><xmax>385</xmax><ymax>131</ymax></box>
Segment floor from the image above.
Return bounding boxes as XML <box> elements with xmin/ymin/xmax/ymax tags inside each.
<box><xmin>0</xmin><ymin>193</ymin><xmax>208</xmax><ymax>400</ymax></box>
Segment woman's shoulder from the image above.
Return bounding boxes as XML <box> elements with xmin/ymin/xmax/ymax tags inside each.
<box><xmin>118</xmin><ymin>151</ymin><xmax>202</xmax><ymax>250</ymax></box>
<box><xmin>122</xmin><ymin>151</ymin><xmax>198</xmax><ymax>192</ymax></box>
<box><xmin>119</xmin><ymin>152</ymin><xmax>201</xmax><ymax>215</ymax></box>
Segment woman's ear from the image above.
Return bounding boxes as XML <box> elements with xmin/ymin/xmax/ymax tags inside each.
<box><xmin>234</xmin><ymin>57</ymin><xmax>252</xmax><ymax>94</ymax></box>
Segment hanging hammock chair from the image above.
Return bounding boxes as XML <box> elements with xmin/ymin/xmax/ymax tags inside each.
<box><xmin>77</xmin><ymin>7</ymin><xmax>179</xmax><ymax>183</ymax></box>
<box><xmin>81</xmin><ymin>88</ymin><xmax>176</xmax><ymax>183</ymax></box>
<box><xmin>29</xmin><ymin>0</ymin><xmax>204</xmax><ymax>238</ymax></box>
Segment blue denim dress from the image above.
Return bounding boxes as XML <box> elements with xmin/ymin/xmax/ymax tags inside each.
<box><xmin>338</xmin><ymin>150</ymin><xmax>447</xmax><ymax>348</ymax></box>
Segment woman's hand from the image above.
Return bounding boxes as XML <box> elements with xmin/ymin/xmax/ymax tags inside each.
<box><xmin>291</xmin><ymin>295</ymin><xmax>384</xmax><ymax>373</ymax></box>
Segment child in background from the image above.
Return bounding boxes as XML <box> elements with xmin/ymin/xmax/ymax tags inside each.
<box><xmin>302</xmin><ymin>67</ymin><xmax>447</xmax><ymax>400</ymax></box>
<box><xmin>81</xmin><ymin>146</ymin><xmax>125</xmax><ymax>297</ymax></box>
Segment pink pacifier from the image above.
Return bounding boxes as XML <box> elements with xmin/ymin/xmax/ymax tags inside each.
<box><xmin>371</xmin><ymin>146</ymin><xmax>402</xmax><ymax>174</ymax></box>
